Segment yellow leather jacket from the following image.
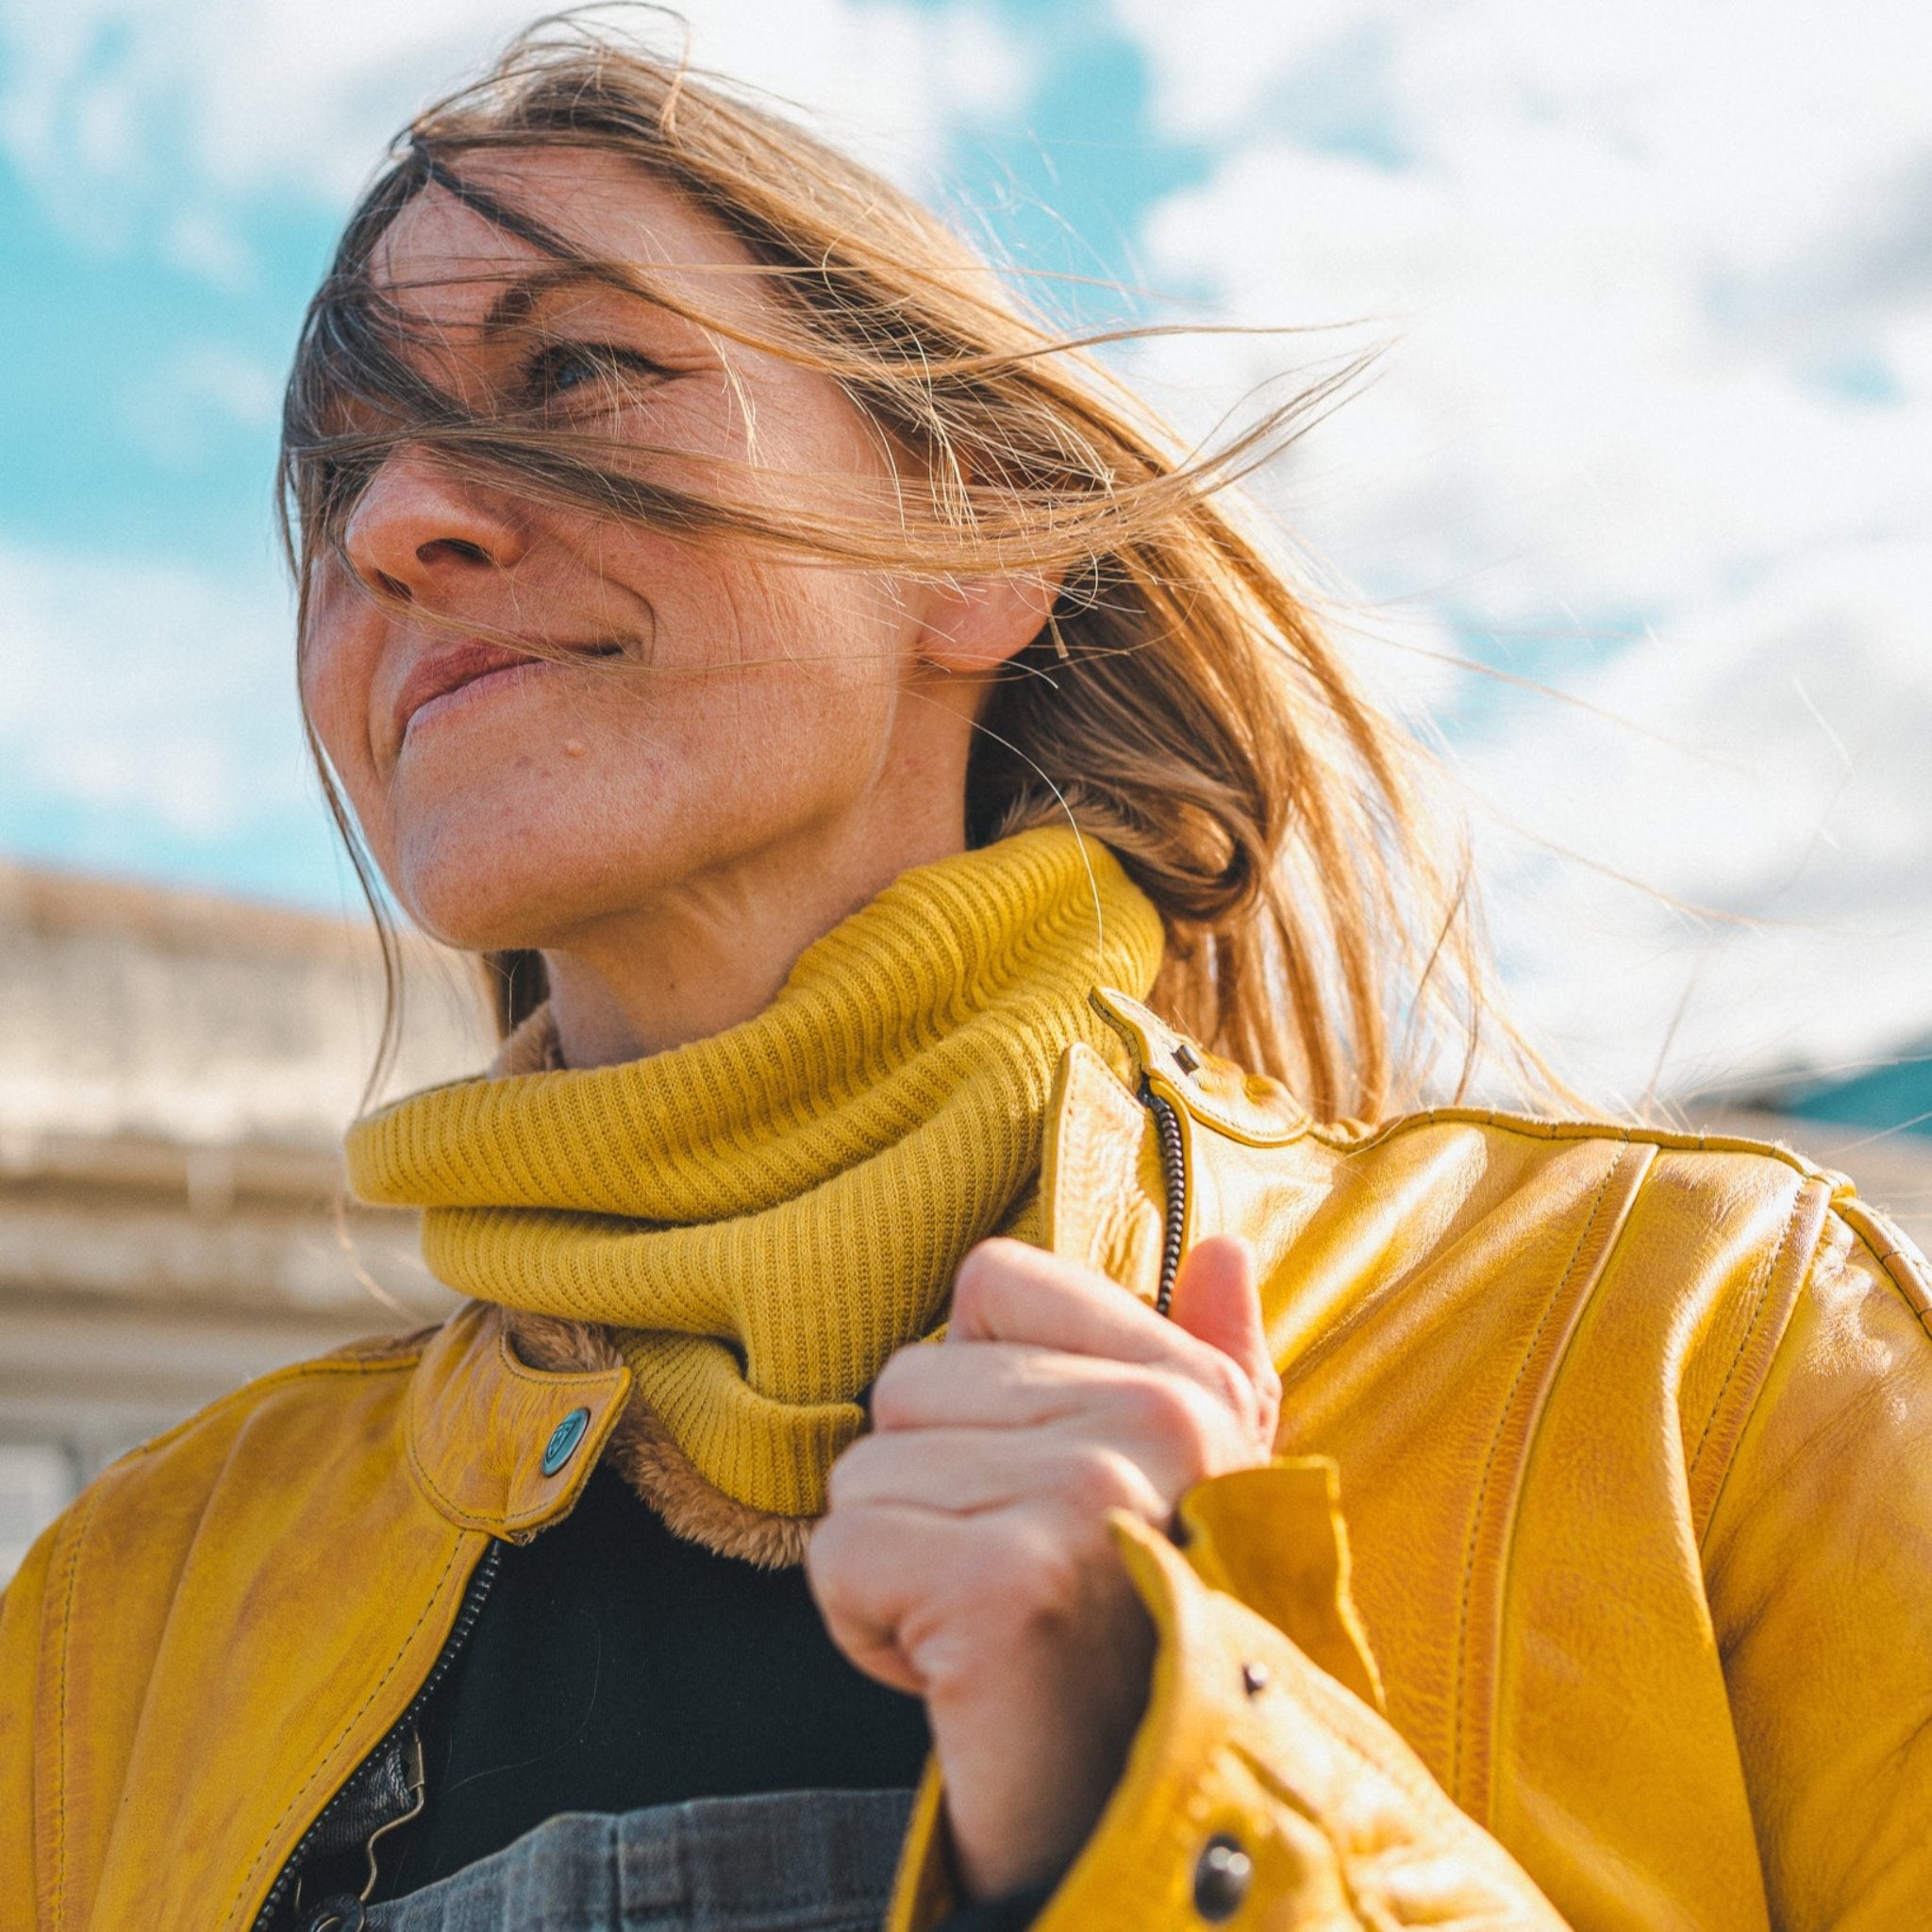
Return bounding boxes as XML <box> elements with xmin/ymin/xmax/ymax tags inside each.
<box><xmin>5</xmin><ymin>989</ymin><xmax>1930</xmax><ymax>1931</ymax></box>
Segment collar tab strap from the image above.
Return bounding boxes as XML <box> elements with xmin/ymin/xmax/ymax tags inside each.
<box><xmin>1089</xmin><ymin>988</ymin><xmax>1310</xmax><ymax>1149</ymax></box>
<box><xmin>407</xmin><ymin>1304</ymin><xmax>631</xmax><ymax>1537</ymax></box>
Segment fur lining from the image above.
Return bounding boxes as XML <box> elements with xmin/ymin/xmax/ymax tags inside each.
<box><xmin>491</xmin><ymin>1006</ymin><xmax>564</xmax><ymax>1076</ymax></box>
<box><xmin>505</xmin><ymin>1309</ymin><xmax>816</xmax><ymax>1570</ymax></box>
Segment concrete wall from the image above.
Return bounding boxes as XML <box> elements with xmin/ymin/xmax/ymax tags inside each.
<box><xmin>0</xmin><ymin>860</ymin><xmax>489</xmax><ymax>1577</ymax></box>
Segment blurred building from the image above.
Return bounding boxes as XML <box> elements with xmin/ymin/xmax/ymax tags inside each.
<box><xmin>3</xmin><ymin>859</ymin><xmax>1929</xmax><ymax>1584</ymax></box>
<box><xmin>0</xmin><ymin>860</ymin><xmax>486</xmax><ymax>1579</ymax></box>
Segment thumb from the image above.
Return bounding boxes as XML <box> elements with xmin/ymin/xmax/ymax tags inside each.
<box><xmin>1166</xmin><ymin>1235</ymin><xmax>1281</xmax><ymax>1448</ymax></box>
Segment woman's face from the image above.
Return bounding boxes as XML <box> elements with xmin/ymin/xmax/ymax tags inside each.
<box><xmin>300</xmin><ymin>149</ymin><xmax>1006</xmax><ymax>958</ymax></box>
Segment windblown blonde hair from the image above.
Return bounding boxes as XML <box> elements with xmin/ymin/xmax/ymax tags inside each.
<box><xmin>280</xmin><ymin>8</ymin><xmax>1529</xmax><ymax>1121</ymax></box>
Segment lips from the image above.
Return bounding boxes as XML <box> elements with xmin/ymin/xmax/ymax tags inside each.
<box><xmin>392</xmin><ymin>638</ymin><xmax>618</xmax><ymax>746</ymax></box>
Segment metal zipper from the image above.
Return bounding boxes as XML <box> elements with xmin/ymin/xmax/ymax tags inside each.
<box><xmin>358</xmin><ymin>1727</ymin><xmax>428</xmax><ymax>1898</ymax></box>
<box><xmin>249</xmin><ymin>1539</ymin><xmax>505</xmax><ymax>1932</ymax></box>
<box><xmin>1144</xmin><ymin>1083</ymin><xmax>1187</xmax><ymax>1317</ymax></box>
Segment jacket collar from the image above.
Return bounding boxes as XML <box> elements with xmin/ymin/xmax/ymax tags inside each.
<box><xmin>407</xmin><ymin>1302</ymin><xmax>631</xmax><ymax>1538</ymax></box>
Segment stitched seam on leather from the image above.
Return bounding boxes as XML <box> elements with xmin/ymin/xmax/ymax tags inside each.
<box><xmin>405</xmin><ymin>1320</ymin><xmax>620</xmax><ymax>1531</ymax></box>
<box><xmin>1325</xmin><ymin>1106</ymin><xmax>1840</xmax><ymax>1191</ymax></box>
<box><xmin>1067</xmin><ymin>1108</ymin><xmax>1103</xmax><ymax>1268</ymax></box>
<box><xmin>1450</xmin><ymin>1143</ymin><xmax>1628</xmax><ymax>1814</ymax></box>
<box><xmin>44</xmin><ymin>1480</ymin><xmax>104</xmax><ymax>1932</ymax></box>
<box><xmin>406</xmin><ymin>1397</ymin><xmax>606</xmax><ymax>1536</ymax></box>
<box><xmin>1694</xmin><ymin>1212</ymin><xmax>1843</xmax><ymax>1569</ymax></box>
<box><xmin>1040</xmin><ymin>1050</ymin><xmax>1093</xmax><ymax>1261</ymax></box>
<box><xmin>101</xmin><ymin>1355</ymin><xmax>425</xmax><ymax>1477</ymax></box>
<box><xmin>406</xmin><ymin>1406</ymin><xmax>508</xmax><ymax>1534</ymax></box>
<box><xmin>491</xmin><ymin>1324</ymin><xmax>620</xmax><ymax>1393</ymax></box>
<box><xmin>224</xmin><ymin>1536</ymin><xmax>474</xmax><ymax>1931</ymax></box>
<box><xmin>1686</xmin><ymin>1179</ymin><xmax>1811</xmax><ymax>1490</ymax></box>
<box><xmin>1233</xmin><ymin>1719</ymin><xmax>1453</xmax><ymax>1921</ymax></box>
<box><xmin>1835</xmin><ymin>1199</ymin><xmax>1932</xmax><ymax>1332</ymax></box>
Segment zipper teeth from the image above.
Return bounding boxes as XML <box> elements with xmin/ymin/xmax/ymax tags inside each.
<box><xmin>251</xmin><ymin>1081</ymin><xmax>1188</xmax><ymax>1927</ymax></box>
<box><xmin>249</xmin><ymin>1539</ymin><xmax>504</xmax><ymax>1932</ymax></box>
<box><xmin>1145</xmin><ymin>1085</ymin><xmax>1186</xmax><ymax>1317</ymax></box>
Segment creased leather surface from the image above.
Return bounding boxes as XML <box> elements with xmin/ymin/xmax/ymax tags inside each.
<box><xmin>8</xmin><ymin>1003</ymin><xmax>1932</xmax><ymax>1931</ymax></box>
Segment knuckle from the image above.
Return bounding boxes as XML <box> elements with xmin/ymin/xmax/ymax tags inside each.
<box><xmin>1121</xmin><ymin>1371</ymin><xmax>1191</xmax><ymax>1440</ymax></box>
<box><xmin>949</xmin><ymin>1247</ymin><xmax>998</xmax><ymax>1325</ymax></box>
<box><xmin>998</xmin><ymin>1521</ymin><xmax>1085</xmax><ymax>1623</ymax></box>
<box><xmin>822</xmin><ymin>1437</ymin><xmax>879</xmax><ymax>1510</ymax></box>
<box><xmin>867</xmin><ymin>1350</ymin><xmax>921</xmax><ymax>1430</ymax></box>
<box><xmin>805</xmin><ymin>1513</ymin><xmax>857</xmax><ymax>1594</ymax></box>
<box><xmin>1064</xmin><ymin>1443</ymin><xmax>1147</xmax><ymax>1519</ymax></box>
<box><xmin>1129</xmin><ymin>1372</ymin><xmax>1219</xmax><ymax>1465</ymax></box>
<box><xmin>1203</xmin><ymin>1351</ymin><xmax>1255</xmax><ymax>1425</ymax></box>
<box><xmin>1254</xmin><ymin>1368</ymin><xmax>1284</xmax><ymax>1447</ymax></box>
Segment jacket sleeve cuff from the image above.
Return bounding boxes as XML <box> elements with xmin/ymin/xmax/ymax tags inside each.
<box><xmin>883</xmin><ymin>1458</ymin><xmax>1565</xmax><ymax>1932</ymax></box>
<box><xmin>884</xmin><ymin>1458</ymin><xmax>1375</xmax><ymax>1932</ymax></box>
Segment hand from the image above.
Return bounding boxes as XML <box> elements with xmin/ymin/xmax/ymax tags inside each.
<box><xmin>806</xmin><ymin>1234</ymin><xmax>1281</xmax><ymax>1899</ymax></box>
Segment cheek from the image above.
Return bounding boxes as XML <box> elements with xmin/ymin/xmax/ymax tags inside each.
<box><xmin>297</xmin><ymin>582</ymin><xmax>393</xmax><ymax>850</ymax></box>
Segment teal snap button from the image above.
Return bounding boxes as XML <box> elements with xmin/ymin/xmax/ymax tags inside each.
<box><xmin>541</xmin><ymin>1407</ymin><xmax>591</xmax><ymax>1477</ymax></box>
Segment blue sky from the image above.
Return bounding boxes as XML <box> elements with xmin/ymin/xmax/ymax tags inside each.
<box><xmin>2</xmin><ymin>0</ymin><xmax>1928</xmax><ymax>1106</ymax></box>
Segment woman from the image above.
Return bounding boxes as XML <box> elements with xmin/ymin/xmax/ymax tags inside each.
<box><xmin>4</xmin><ymin>18</ymin><xmax>1929</xmax><ymax>1932</ymax></box>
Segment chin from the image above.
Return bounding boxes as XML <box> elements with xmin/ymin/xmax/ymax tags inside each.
<box><xmin>389</xmin><ymin>799</ymin><xmax>701</xmax><ymax>957</ymax></box>
<box><xmin>398</xmin><ymin>872</ymin><xmax>565</xmax><ymax>956</ymax></box>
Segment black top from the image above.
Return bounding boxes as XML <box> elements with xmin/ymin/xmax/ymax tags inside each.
<box><xmin>370</xmin><ymin>1465</ymin><xmax>933</xmax><ymax>1900</ymax></box>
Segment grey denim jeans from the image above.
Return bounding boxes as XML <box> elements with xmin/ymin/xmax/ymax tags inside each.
<box><xmin>351</xmin><ymin>1789</ymin><xmax>915</xmax><ymax>1932</ymax></box>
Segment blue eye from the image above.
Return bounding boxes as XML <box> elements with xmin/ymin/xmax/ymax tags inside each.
<box><xmin>527</xmin><ymin>342</ymin><xmax>663</xmax><ymax>403</ymax></box>
<box><xmin>542</xmin><ymin>346</ymin><xmax>603</xmax><ymax>393</ymax></box>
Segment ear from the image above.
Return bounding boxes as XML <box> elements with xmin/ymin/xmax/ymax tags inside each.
<box><xmin>914</xmin><ymin>570</ymin><xmax>1063</xmax><ymax>675</ymax></box>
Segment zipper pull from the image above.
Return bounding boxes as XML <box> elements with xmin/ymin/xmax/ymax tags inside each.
<box><xmin>359</xmin><ymin>1726</ymin><xmax>427</xmax><ymax>1902</ymax></box>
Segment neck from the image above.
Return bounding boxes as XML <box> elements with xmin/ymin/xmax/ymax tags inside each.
<box><xmin>541</xmin><ymin>808</ymin><xmax>971</xmax><ymax>1069</ymax></box>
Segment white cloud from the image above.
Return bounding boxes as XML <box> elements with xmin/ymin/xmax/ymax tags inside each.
<box><xmin>1111</xmin><ymin>0</ymin><xmax>1932</xmax><ymax>1101</ymax></box>
<box><xmin>0</xmin><ymin>541</ymin><xmax>308</xmax><ymax>843</ymax></box>
<box><xmin>120</xmin><ymin>342</ymin><xmax>283</xmax><ymax>469</ymax></box>
<box><xmin>1456</xmin><ymin>534</ymin><xmax>1932</xmax><ymax>1105</ymax></box>
<box><xmin>0</xmin><ymin>0</ymin><xmax>1037</xmax><ymax>245</ymax></box>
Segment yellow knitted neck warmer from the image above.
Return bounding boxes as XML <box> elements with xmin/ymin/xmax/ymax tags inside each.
<box><xmin>347</xmin><ymin>828</ymin><xmax>1164</xmax><ymax>1521</ymax></box>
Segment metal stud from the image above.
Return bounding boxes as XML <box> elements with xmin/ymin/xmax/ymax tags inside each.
<box><xmin>1241</xmin><ymin>1660</ymin><xmax>1271</xmax><ymax>1698</ymax></box>
<box><xmin>541</xmin><ymin>1406</ymin><xmax>591</xmax><ymax>1476</ymax></box>
<box><xmin>1173</xmin><ymin>1041</ymin><xmax>1201</xmax><ymax>1075</ymax></box>
<box><xmin>1192</xmin><ymin>1836</ymin><xmax>1252</xmax><ymax>1921</ymax></box>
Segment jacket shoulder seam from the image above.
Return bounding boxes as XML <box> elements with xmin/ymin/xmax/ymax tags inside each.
<box><xmin>44</xmin><ymin>1478</ymin><xmax>108</xmax><ymax>1932</ymax></box>
<box><xmin>1320</xmin><ymin>1105</ymin><xmax>1844</xmax><ymax>1184</ymax></box>
<box><xmin>1685</xmin><ymin>1175</ymin><xmax>1826</xmax><ymax>1547</ymax></box>
<box><xmin>1451</xmin><ymin>1139</ymin><xmax>1640</xmax><ymax>1813</ymax></box>
<box><xmin>1686</xmin><ymin>1178</ymin><xmax>1812</xmax><ymax>1480</ymax></box>
<box><xmin>1835</xmin><ymin>1197</ymin><xmax>1932</xmax><ymax>1338</ymax></box>
<box><xmin>107</xmin><ymin>1344</ymin><xmax>430</xmax><ymax>1473</ymax></box>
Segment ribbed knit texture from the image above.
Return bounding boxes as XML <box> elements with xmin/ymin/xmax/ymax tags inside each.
<box><xmin>346</xmin><ymin>829</ymin><xmax>1165</xmax><ymax>1518</ymax></box>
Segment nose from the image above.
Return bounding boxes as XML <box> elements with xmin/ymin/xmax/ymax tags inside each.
<box><xmin>342</xmin><ymin>448</ymin><xmax>527</xmax><ymax>602</ymax></box>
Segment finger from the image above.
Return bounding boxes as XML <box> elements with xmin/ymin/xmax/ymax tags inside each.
<box><xmin>865</xmin><ymin>1347</ymin><xmax>1256</xmax><ymax>1500</ymax></box>
<box><xmin>828</xmin><ymin>1424</ymin><xmax>1174</xmax><ymax>1523</ymax></box>
<box><xmin>950</xmin><ymin>1238</ymin><xmax>1227</xmax><ymax>1378</ymax></box>
<box><xmin>807</xmin><ymin>1501</ymin><xmax>951</xmax><ymax>1695</ymax></box>
<box><xmin>950</xmin><ymin>1238</ymin><xmax>1270</xmax><ymax>1438</ymax></box>
<box><xmin>808</xmin><ymin>1497</ymin><xmax>1138</xmax><ymax>1708</ymax></box>
<box><xmin>1166</xmin><ymin>1236</ymin><xmax>1281</xmax><ymax>1449</ymax></box>
<box><xmin>871</xmin><ymin>1340</ymin><xmax>1167</xmax><ymax>1433</ymax></box>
